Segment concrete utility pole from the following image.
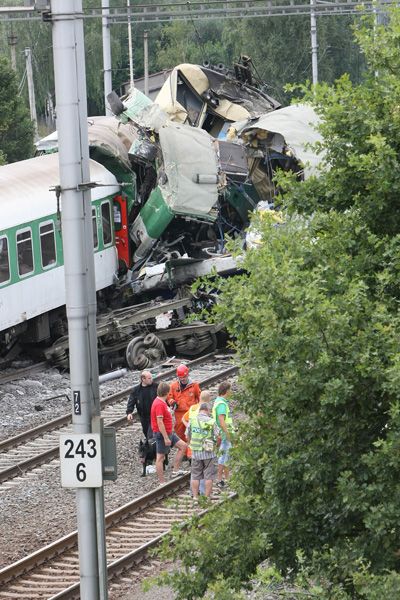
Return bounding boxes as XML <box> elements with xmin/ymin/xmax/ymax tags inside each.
<box><xmin>102</xmin><ymin>0</ymin><xmax>112</xmax><ymax>115</ymax></box>
<box><xmin>310</xmin><ymin>0</ymin><xmax>318</xmax><ymax>85</ymax></box>
<box><xmin>50</xmin><ymin>1</ymin><xmax>107</xmax><ymax>598</ymax></box>
<box><xmin>24</xmin><ymin>47</ymin><xmax>39</xmax><ymax>139</ymax></box>
<box><xmin>45</xmin><ymin>90</ymin><xmax>55</xmax><ymax>129</ymax></box>
<box><xmin>8</xmin><ymin>25</ymin><xmax>17</xmax><ymax>71</ymax></box>
<box><xmin>144</xmin><ymin>30</ymin><xmax>149</xmax><ymax>97</ymax></box>
<box><xmin>127</xmin><ymin>0</ymin><xmax>134</xmax><ymax>89</ymax></box>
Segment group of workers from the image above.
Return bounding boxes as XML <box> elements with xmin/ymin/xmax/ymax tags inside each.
<box><xmin>126</xmin><ymin>365</ymin><xmax>233</xmax><ymax>499</ymax></box>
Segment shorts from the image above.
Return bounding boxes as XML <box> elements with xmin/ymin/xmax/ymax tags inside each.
<box><xmin>218</xmin><ymin>439</ymin><xmax>232</xmax><ymax>465</ymax></box>
<box><xmin>155</xmin><ymin>431</ymin><xmax>180</xmax><ymax>455</ymax></box>
<box><xmin>191</xmin><ymin>457</ymin><xmax>217</xmax><ymax>481</ymax></box>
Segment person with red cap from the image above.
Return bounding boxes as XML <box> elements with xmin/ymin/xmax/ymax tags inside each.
<box><xmin>168</xmin><ymin>364</ymin><xmax>201</xmax><ymax>441</ymax></box>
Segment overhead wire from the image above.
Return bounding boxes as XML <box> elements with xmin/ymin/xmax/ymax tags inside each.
<box><xmin>17</xmin><ymin>68</ymin><xmax>27</xmax><ymax>96</ymax></box>
<box><xmin>186</xmin><ymin>1</ymin><xmax>207</xmax><ymax>63</ymax></box>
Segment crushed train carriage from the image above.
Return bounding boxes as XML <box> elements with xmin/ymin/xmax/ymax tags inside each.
<box><xmin>0</xmin><ymin>59</ymin><xmax>322</xmax><ymax>371</ymax></box>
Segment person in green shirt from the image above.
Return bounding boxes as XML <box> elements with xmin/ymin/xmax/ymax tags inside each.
<box><xmin>212</xmin><ymin>380</ymin><xmax>233</xmax><ymax>489</ymax></box>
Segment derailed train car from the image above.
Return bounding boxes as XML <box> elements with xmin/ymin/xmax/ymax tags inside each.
<box><xmin>0</xmin><ymin>60</ymin><xmax>322</xmax><ymax>370</ymax></box>
<box><xmin>108</xmin><ymin>60</ymin><xmax>322</xmax><ymax>290</ymax></box>
<box><xmin>0</xmin><ymin>147</ymin><xmax>222</xmax><ymax>371</ymax></box>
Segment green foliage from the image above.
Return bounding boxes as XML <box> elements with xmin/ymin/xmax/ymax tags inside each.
<box><xmin>154</xmin><ymin>16</ymin><xmax>365</xmax><ymax>104</ymax></box>
<box><xmin>0</xmin><ymin>1</ymin><xmax>366</xmax><ymax>124</ymax></box>
<box><xmin>153</xmin><ymin>497</ymin><xmax>267</xmax><ymax>599</ymax></box>
<box><xmin>155</xmin><ymin>21</ymin><xmax>231</xmax><ymax>70</ymax></box>
<box><xmin>353</xmin><ymin>568</ymin><xmax>400</xmax><ymax>599</ymax></box>
<box><xmin>150</xmin><ymin>8</ymin><xmax>400</xmax><ymax>599</ymax></box>
<box><xmin>0</xmin><ymin>56</ymin><xmax>34</xmax><ymax>163</ymax></box>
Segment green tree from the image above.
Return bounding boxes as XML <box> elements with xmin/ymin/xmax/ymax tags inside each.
<box><xmin>0</xmin><ymin>56</ymin><xmax>34</xmax><ymax>163</ymax></box>
<box><xmin>153</xmin><ymin>9</ymin><xmax>400</xmax><ymax>599</ymax></box>
<box><xmin>155</xmin><ymin>20</ymin><xmax>231</xmax><ymax>70</ymax></box>
<box><xmin>154</xmin><ymin>15</ymin><xmax>365</xmax><ymax>104</ymax></box>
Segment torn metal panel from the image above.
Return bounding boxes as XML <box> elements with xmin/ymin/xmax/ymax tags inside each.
<box><xmin>238</xmin><ymin>104</ymin><xmax>323</xmax><ymax>178</ymax></box>
<box><xmin>203</xmin><ymin>65</ymin><xmax>280</xmax><ymax>114</ymax></box>
<box><xmin>130</xmin><ymin>255</ymin><xmax>240</xmax><ymax>293</ymax></box>
<box><xmin>86</xmin><ymin>116</ymin><xmax>134</xmax><ymax>171</ymax></box>
<box><xmin>35</xmin><ymin>116</ymin><xmax>136</xmax><ymax>169</ymax></box>
<box><xmin>155</xmin><ymin>62</ymin><xmax>280</xmax><ymax>136</ymax></box>
<box><xmin>158</xmin><ymin>124</ymin><xmax>219</xmax><ymax>217</ymax></box>
<box><xmin>155</xmin><ymin>64</ymin><xmax>208</xmax><ymax>124</ymax></box>
<box><xmin>215</xmin><ymin>140</ymin><xmax>248</xmax><ymax>182</ymax></box>
<box><xmin>129</xmin><ymin>123</ymin><xmax>220</xmax><ymax>262</ymax></box>
<box><xmin>118</xmin><ymin>87</ymin><xmax>168</xmax><ymax>132</ymax></box>
<box><xmin>130</xmin><ymin>186</ymin><xmax>174</xmax><ymax>261</ymax></box>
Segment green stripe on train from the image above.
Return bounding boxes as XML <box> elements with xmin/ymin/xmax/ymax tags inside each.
<box><xmin>0</xmin><ymin>196</ymin><xmax>115</xmax><ymax>288</ymax></box>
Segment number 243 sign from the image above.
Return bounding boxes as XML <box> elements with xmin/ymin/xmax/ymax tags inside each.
<box><xmin>60</xmin><ymin>434</ymin><xmax>102</xmax><ymax>488</ymax></box>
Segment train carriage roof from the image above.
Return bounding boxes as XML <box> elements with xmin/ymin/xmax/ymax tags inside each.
<box><xmin>0</xmin><ymin>153</ymin><xmax>120</xmax><ymax>231</ymax></box>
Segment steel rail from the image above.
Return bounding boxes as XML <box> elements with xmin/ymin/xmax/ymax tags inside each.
<box><xmin>0</xmin><ymin>475</ymin><xmax>191</xmax><ymax>590</ymax></box>
<box><xmin>0</xmin><ymin>476</ymin><xmax>234</xmax><ymax>600</ymax></box>
<box><xmin>0</xmin><ymin>351</ymin><xmax>220</xmax><ymax>453</ymax></box>
<box><xmin>0</xmin><ymin>362</ymin><xmax>238</xmax><ymax>484</ymax></box>
<box><xmin>0</xmin><ymin>361</ymin><xmax>48</xmax><ymax>385</ymax></box>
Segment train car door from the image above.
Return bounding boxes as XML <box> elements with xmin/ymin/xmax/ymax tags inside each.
<box><xmin>113</xmin><ymin>195</ymin><xmax>130</xmax><ymax>271</ymax></box>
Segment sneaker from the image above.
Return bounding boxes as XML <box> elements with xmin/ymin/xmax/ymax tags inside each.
<box><xmin>171</xmin><ymin>469</ymin><xmax>189</xmax><ymax>478</ymax></box>
<box><xmin>216</xmin><ymin>480</ymin><xmax>225</xmax><ymax>489</ymax></box>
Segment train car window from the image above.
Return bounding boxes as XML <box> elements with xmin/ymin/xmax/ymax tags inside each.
<box><xmin>0</xmin><ymin>236</ymin><xmax>10</xmax><ymax>284</ymax></box>
<box><xmin>92</xmin><ymin>207</ymin><xmax>98</xmax><ymax>248</ymax></box>
<box><xmin>16</xmin><ymin>229</ymin><xmax>34</xmax><ymax>276</ymax></box>
<box><xmin>101</xmin><ymin>202</ymin><xmax>112</xmax><ymax>246</ymax></box>
<box><xmin>40</xmin><ymin>222</ymin><xmax>56</xmax><ymax>268</ymax></box>
<box><xmin>113</xmin><ymin>200</ymin><xmax>122</xmax><ymax>232</ymax></box>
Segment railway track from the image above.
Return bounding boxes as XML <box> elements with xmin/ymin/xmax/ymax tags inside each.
<box><xmin>0</xmin><ymin>475</ymin><xmax>232</xmax><ymax>599</ymax></box>
<box><xmin>0</xmin><ymin>355</ymin><xmax>238</xmax><ymax>486</ymax></box>
<box><xmin>0</xmin><ymin>361</ymin><xmax>48</xmax><ymax>385</ymax></box>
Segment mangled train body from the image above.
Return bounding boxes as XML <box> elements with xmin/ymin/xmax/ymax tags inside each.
<box><xmin>0</xmin><ymin>60</ymin><xmax>322</xmax><ymax>369</ymax></box>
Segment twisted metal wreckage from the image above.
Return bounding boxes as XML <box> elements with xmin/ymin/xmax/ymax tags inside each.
<box><xmin>39</xmin><ymin>59</ymin><xmax>323</xmax><ymax>371</ymax></box>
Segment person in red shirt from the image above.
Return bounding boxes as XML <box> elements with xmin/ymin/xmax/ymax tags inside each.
<box><xmin>168</xmin><ymin>364</ymin><xmax>201</xmax><ymax>441</ymax></box>
<box><xmin>151</xmin><ymin>381</ymin><xmax>187</xmax><ymax>484</ymax></box>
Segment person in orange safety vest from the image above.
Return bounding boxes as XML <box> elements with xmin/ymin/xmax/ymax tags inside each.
<box><xmin>168</xmin><ymin>364</ymin><xmax>201</xmax><ymax>441</ymax></box>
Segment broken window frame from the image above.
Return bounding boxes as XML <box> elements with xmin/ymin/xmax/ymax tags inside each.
<box><xmin>101</xmin><ymin>201</ymin><xmax>113</xmax><ymax>247</ymax></box>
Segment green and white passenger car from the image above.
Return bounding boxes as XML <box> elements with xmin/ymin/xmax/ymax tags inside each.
<box><xmin>0</xmin><ymin>153</ymin><xmax>121</xmax><ymax>357</ymax></box>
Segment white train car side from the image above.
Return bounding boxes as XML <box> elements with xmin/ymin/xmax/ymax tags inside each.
<box><xmin>0</xmin><ymin>153</ymin><xmax>120</xmax><ymax>357</ymax></box>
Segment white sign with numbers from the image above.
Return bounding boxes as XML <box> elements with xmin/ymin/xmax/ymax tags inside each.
<box><xmin>60</xmin><ymin>434</ymin><xmax>102</xmax><ymax>488</ymax></box>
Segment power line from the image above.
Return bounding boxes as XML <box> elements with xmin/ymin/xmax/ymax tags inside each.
<box><xmin>186</xmin><ymin>1</ymin><xmax>207</xmax><ymax>63</ymax></box>
<box><xmin>17</xmin><ymin>67</ymin><xmax>27</xmax><ymax>96</ymax></box>
<box><xmin>0</xmin><ymin>1</ymin><xmax>389</xmax><ymax>23</ymax></box>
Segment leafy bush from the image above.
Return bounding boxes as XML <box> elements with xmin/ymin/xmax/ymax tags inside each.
<box><xmin>152</xmin><ymin>9</ymin><xmax>400</xmax><ymax>599</ymax></box>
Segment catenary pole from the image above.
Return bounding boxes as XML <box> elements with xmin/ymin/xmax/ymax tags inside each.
<box><xmin>310</xmin><ymin>0</ymin><xmax>318</xmax><ymax>85</ymax></box>
<box><xmin>75</xmin><ymin>3</ymin><xmax>109</xmax><ymax>597</ymax></box>
<box><xmin>50</xmin><ymin>1</ymin><xmax>107</xmax><ymax>598</ymax></box>
<box><xmin>8</xmin><ymin>25</ymin><xmax>17</xmax><ymax>71</ymax></box>
<box><xmin>127</xmin><ymin>0</ymin><xmax>134</xmax><ymax>88</ymax></box>
<box><xmin>144</xmin><ymin>30</ymin><xmax>149</xmax><ymax>97</ymax></box>
<box><xmin>24</xmin><ymin>47</ymin><xmax>38</xmax><ymax>139</ymax></box>
<box><xmin>102</xmin><ymin>0</ymin><xmax>112</xmax><ymax>114</ymax></box>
